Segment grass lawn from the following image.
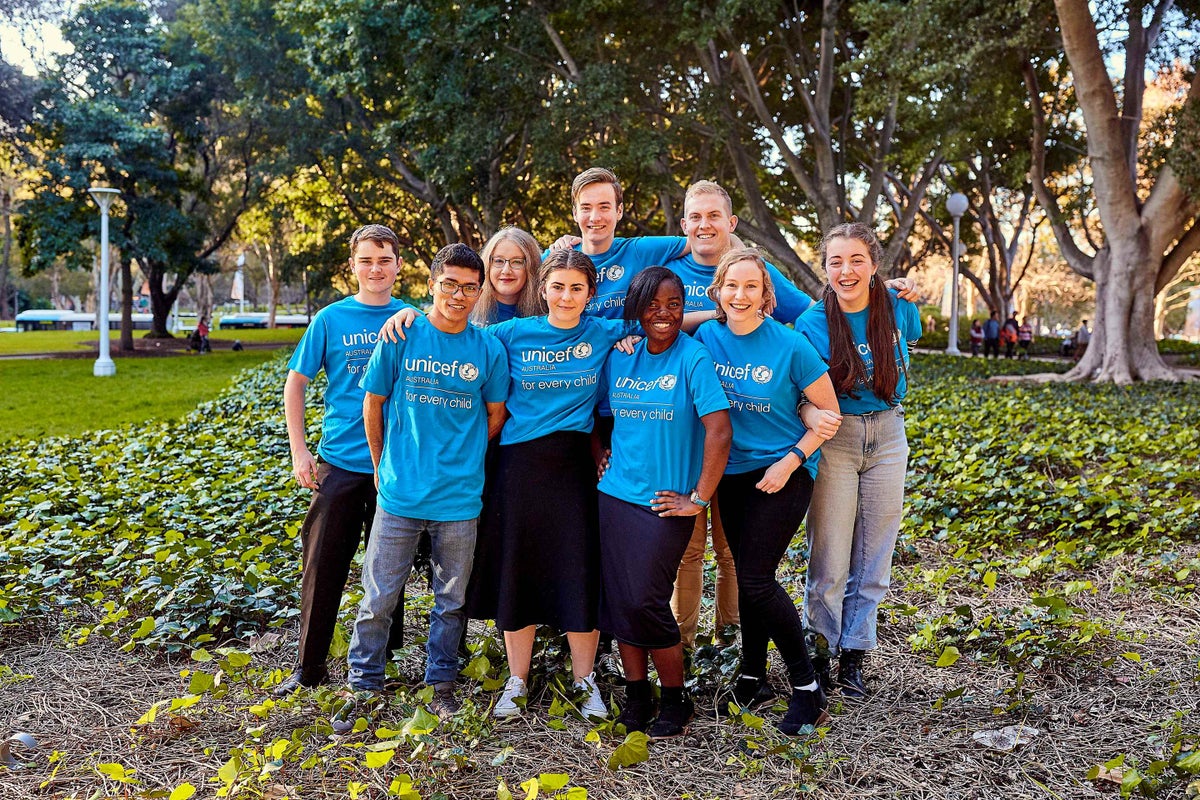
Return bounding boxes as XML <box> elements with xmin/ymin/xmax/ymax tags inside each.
<box><xmin>0</xmin><ymin>351</ymin><xmax>278</xmax><ymax>440</ymax></box>
<box><xmin>0</xmin><ymin>326</ymin><xmax>305</xmax><ymax>355</ymax></box>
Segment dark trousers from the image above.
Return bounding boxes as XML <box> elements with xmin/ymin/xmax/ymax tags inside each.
<box><xmin>297</xmin><ymin>462</ymin><xmax>404</xmax><ymax>675</ymax></box>
<box><xmin>983</xmin><ymin>337</ymin><xmax>1000</xmax><ymax>358</ymax></box>
<box><xmin>717</xmin><ymin>465</ymin><xmax>815</xmax><ymax>686</ymax></box>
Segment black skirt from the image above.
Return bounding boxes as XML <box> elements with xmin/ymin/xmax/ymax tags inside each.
<box><xmin>465</xmin><ymin>430</ymin><xmax>600</xmax><ymax>632</ymax></box>
<box><xmin>598</xmin><ymin>492</ymin><xmax>694</xmax><ymax>648</ymax></box>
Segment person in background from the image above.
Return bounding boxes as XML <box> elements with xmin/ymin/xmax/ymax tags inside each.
<box><xmin>1075</xmin><ymin>319</ymin><xmax>1091</xmax><ymax>361</ymax></box>
<box><xmin>969</xmin><ymin>319</ymin><xmax>984</xmax><ymax>357</ymax></box>
<box><xmin>1001</xmin><ymin>314</ymin><xmax>1019</xmax><ymax>359</ymax></box>
<box><xmin>982</xmin><ymin>311</ymin><xmax>1000</xmax><ymax>359</ymax></box>
<box><xmin>1017</xmin><ymin>319</ymin><xmax>1034</xmax><ymax>360</ymax></box>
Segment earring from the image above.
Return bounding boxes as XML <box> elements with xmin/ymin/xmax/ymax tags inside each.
<box><xmin>869</xmin><ymin>275</ymin><xmax>876</xmax><ymax>289</ymax></box>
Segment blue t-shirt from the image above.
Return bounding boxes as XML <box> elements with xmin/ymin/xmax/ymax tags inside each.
<box><xmin>359</xmin><ymin>316</ymin><xmax>509</xmax><ymax>521</ymax></box>
<box><xmin>598</xmin><ymin>335</ymin><xmax>730</xmax><ymax>505</ymax></box>
<box><xmin>491</xmin><ymin>315</ymin><xmax>636</xmax><ymax>446</ymax></box>
<box><xmin>494</xmin><ymin>302</ymin><xmax>517</xmax><ymax>323</ymax></box>
<box><xmin>287</xmin><ymin>296</ymin><xmax>413</xmax><ymax>474</ymax></box>
<box><xmin>694</xmin><ymin>318</ymin><xmax>828</xmax><ymax>478</ymax></box>
<box><xmin>664</xmin><ymin>253</ymin><xmax>814</xmax><ymax>322</ymax></box>
<box><xmin>795</xmin><ymin>290</ymin><xmax>923</xmax><ymax>415</ymax></box>
<box><xmin>545</xmin><ymin>236</ymin><xmax>686</xmax><ymax>319</ymax></box>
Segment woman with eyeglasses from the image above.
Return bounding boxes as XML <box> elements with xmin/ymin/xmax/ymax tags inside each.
<box><xmin>472</xmin><ymin>227</ymin><xmax>546</xmax><ymax>326</ymax></box>
<box><xmin>469</xmin><ymin>248</ymin><xmax>640</xmax><ymax>721</ymax></box>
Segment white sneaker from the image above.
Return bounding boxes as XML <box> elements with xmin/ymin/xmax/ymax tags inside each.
<box><xmin>575</xmin><ymin>672</ymin><xmax>608</xmax><ymax>720</ymax></box>
<box><xmin>494</xmin><ymin>675</ymin><xmax>527</xmax><ymax>718</ymax></box>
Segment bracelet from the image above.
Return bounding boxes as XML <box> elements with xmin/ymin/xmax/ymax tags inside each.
<box><xmin>688</xmin><ymin>490</ymin><xmax>711</xmax><ymax>509</ymax></box>
<box><xmin>789</xmin><ymin>446</ymin><xmax>808</xmax><ymax>465</ymax></box>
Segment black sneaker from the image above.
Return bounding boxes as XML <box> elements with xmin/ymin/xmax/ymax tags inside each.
<box><xmin>647</xmin><ymin>694</ymin><xmax>694</xmax><ymax>740</ymax></box>
<box><xmin>595</xmin><ymin>651</ymin><xmax>626</xmax><ymax>686</ymax></box>
<box><xmin>615</xmin><ymin>680</ymin><xmax>656</xmax><ymax>733</ymax></box>
<box><xmin>428</xmin><ymin>681</ymin><xmax>460</xmax><ymax>719</ymax></box>
<box><xmin>811</xmin><ymin>657</ymin><xmax>833</xmax><ymax>693</ymax></box>
<box><xmin>273</xmin><ymin>665</ymin><xmax>329</xmax><ymax>696</ymax></box>
<box><xmin>777</xmin><ymin>686</ymin><xmax>829</xmax><ymax>735</ymax></box>
<box><xmin>717</xmin><ymin>675</ymin><xmax>776</xmax><ymax>718</ymax></box>
<box><xmin>838</xmin><ymin>649</ymin><xmax>868</xmax><ymax>700</ymax></box>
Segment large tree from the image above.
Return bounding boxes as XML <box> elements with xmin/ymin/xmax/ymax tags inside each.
<box><xmin>17</xmin><ymin>0</ymin><xmax>275</xmax><ymax>340</ymax></box>
<box><xmin>1029</xmin><ymin>0</ymin><xmax>1199</xmax><ymax>382</ymax></box>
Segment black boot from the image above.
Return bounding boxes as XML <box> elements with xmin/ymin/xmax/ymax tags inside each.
<box><xmin>648</xmin><ymin>687</ymin><xmax>694</xmax><ymax>740</ymax></box>
<box><xmin>716</xmin><ymin>674</ymin><xmax>776</xmax><ymax>718</ymax></box>
<box><xmin>838</xmin><ymin>649</ymin><xmax>867</xmax><ymax>700</ymax></box>
<box><xmin>777</xmin><ymin>686</ymin><xmax>829</xmax><ymax>735</ymax></box>
<box><xmin>616</xmin><ymin>679</ymin><xmax>656</xmax><ymax>733</ymax></box>
<box><xmin>811</xmin><ymin>656</ymin><xmax>833</xmax><ymax>693</ymax></box>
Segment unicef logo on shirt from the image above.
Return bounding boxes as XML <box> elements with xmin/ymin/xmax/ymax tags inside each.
<box><xmin>658</xmin><ymin>374</ymin><xmax>677</xmax><ymax>391</ymax></box>
<box><xmin>459</xmin><ymin>362</ymin><xmax>480</xmax><ymax>382</ymax></box>
<box><xmin>605</xmin><ymin>264</ymin><xmax>625</xmax><ymax>281</ymax></box>
<box><xmin>572</xmin><ymin>342</ymin><xmax>593</xmax><ymax>359</ymax></box>
<box><xmin>751</xmin><ymin>365</ymin><xmax>773</xmax><ymax>384</ymax></box>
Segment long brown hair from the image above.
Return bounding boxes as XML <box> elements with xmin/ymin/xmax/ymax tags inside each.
<box><xmin>820</xmin><ymin>223</ymin><xmax>901</xmax><ymax>404</ymax></box>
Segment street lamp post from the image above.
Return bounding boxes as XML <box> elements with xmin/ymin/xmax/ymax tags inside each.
<box><xmin>945</xmin><ymin>192</ymin><xmax>969</xmax><ymax>356</ymax></box>
<box><xmin>88</xmin><ymin>187</ymin><xmax>120</xmax><ymax>376</ymax></box>
<box><xmin>236</xmin><ymin>252</ymin><xmax>247</xmax><ymax>314</ymax></box>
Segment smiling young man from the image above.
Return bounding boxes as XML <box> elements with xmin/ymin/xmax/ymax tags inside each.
<box><xmin>276</xmin><ymin>224</ymin><xmax>413</xmax><ymax>695</ymax></box>
<box><xmin>560</xmin><ymin>168</ymin><xmax>688</xmax><ymax>319</ymax></box>
<box><xmin>333</xmin><ymin>243</ymin><xmax>509</xmax><ymax>729</ymax></box>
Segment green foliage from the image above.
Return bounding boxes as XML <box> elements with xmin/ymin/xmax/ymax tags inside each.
<box><xmin>0</xmin><ymin>352</ymin><xmax>304</xmax><ymax>647</ymax></box>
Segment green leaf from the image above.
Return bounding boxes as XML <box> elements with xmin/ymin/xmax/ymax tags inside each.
<box><xmin>607</xmin><ymin>731</ymin><xmax>650</xmax><ymax>770</ymax></box>
<box><xmin>130</xmin><ymin>616</ymin><xmax>156</xmax><ymax>640</ymax></box>
<box><xmin>539</xmin><ymin>774</ymin><xmax>569</xmax><ymax>791</ymax></box>
<box><xmin>497</xmin><ymin>779</ymin><xmax>513</xmax><ymax>800</ymax></box>
<box><xmin>461</xmin><ymin>654</ymin><xmax>492</xmax><ymax>681</ymax></box>
<box><xmin>190</xmin><ymin>649</ymin><xmax>212</xmax><ymax>662</ymax></box>
<box><xmin>935</xmin><ymin>646</ymin><xmax>961</xmax><ymax>667</ymax></box>
<box><xmin>365</xmin><ymin>749</ymin><xmax>394</xmax><ymax>769</ymax></box>
<box><xmin>169</xmin><ymin>783</ymin><xmax>197</xmax><ymax>800</ymax></box>
<box><xmin>982</xmin><ymin>571</ymin><xmax>997</xmax><ymax>591</ymax></box>
<box><xmin>560</xmin><ymin>788</ymin><xmax>587</xmax><ymax>800</ymax></box>
<box><xmin>1120</xmin><ymin>767</ymin><xmax>1142</xmax><ymax>794</ymax></box>
<box><xmin>1120</xmin><ymin>652</ymin><xmax>1141</xmax><ymax>662</ymax></box>
<box><xmin>401</xmin><ymin>707</ymin><xmax>440</xmax><ymax>736</ymax></box>
<box><xmin>1177</xmin><ymin>751</ymin><xmax>1200</xmax><ymax>773</ymax></box>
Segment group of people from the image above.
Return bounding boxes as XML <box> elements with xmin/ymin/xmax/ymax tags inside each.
<box><xmin>971</xmin><ymin>312</ymin><xmax>1034</xmax><ymax>359</ymax></box>
<box><xmin>278</xmin><ymin>168</ymin><xmax>922</xmax><ymax>741</ymax></box>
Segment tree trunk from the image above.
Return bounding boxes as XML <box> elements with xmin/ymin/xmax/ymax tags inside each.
<box><xmin>0</xmin><ymin>185</ymin><xmax>12</xmax><ymax>320</ymax></box>
<box><xmin>265</xmin><ymin>245</ymin><xmax>278</xmax><ymax>329</ymax></box>
<box><xmin>119</xmin><ymin>256</ymin><xmax>134</xmax><ymax>352</ymax></box>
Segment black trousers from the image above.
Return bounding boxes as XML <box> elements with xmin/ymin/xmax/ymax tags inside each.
<box><xmin>717</xmin><ymin>465</ymin><xmax>815</xmax><ymax>686</ymax></box>
<box><xmin>296</xmin><ymin>462</ymin><xmax>403</xmax><ymax>675</ymax></box>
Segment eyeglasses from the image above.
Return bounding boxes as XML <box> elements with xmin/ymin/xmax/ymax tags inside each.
<box><xmin>433</xmin><ymin>279</ymin><xmax>481</xmax><ymax>297</ymax></box>
<box><xmin>490</xmin><ymin>256</ymin><xmax>527</xmax><ymax>271</ymax></box>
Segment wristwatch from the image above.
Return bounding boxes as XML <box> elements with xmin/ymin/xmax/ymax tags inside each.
<box><xmin>789</xmin><ymin>446</ymin><xmax>808</xmax><ymax>465</ymax></box>
<box><xmin>688</xmin><ymin>490</ymin><xmax>711</xmax><ymax>509</ymax></box>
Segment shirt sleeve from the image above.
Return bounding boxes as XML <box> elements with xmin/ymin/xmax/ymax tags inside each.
<box><xmin>764</xmin><ymin>261</ymin><xmax>814</xmax><ymax>322</ymax></box>
<box><xmin>287</xmin><ymin>312</ymin><xmax>328</xmax><ymax>379</ymax></box>
<box><xmin>632</xmin><ymin>236</ymin><xmax>688</xmax><ymax>265</ymax></box>
<box><xmin>687</xmin><ymin>344</ymin><xmax>731</xmax><ymax>417</ymax></box>
<box><xmin>895</xmin><ymin>296</ymin><xmax>923</xmax><ymax>345</ymax></box>
<box><xmin>481</xmin><ymin>335</ymin><xmax>511</xmax><ymax>403</ymax></box>
<box><xmin>790</xmin><ymin>330</ymin><xmax>829</xmax><ymax>391</ymax></box>
<box><xmin>359</xmin><ymin>336</ymin><xmax>403</xmax><ymax>398</ymax></box>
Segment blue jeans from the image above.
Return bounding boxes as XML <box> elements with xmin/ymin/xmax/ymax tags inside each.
<box><xmin>347</xmin><ymin>510</ymin><xmax>477</xmax><ymax>689</ymax></box>
<box><xmin>803</xmin><ymin>406</ymin><xmax>908</xmax><ymax>653</ymax></box>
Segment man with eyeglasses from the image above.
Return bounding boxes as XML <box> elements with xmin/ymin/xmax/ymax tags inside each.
<box><xmin>333</xmin><ymin>243</ymin><xmax>509</xmax><ymax>729</ymax></box>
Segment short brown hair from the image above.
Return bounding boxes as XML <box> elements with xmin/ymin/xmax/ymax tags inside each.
<box><xmin>539</xmin><ymin>249</ymin><xmax>598</xmax><ymax>295</ymax></box>
<box><xmin>348</xmin><ymin>224</ymin><xmax>401</xmax><ymax>259</ymax></box>
<box><xmin>571</xmin><ymin>167</ymin><xmax>623</xmax><ymax>207</ymax></box>
<box><xmin>684</xmin><ymin>180</ymin><xmax>733</xmax><ymax>216</ymax></box>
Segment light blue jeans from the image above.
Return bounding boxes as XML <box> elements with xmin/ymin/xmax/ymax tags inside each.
<box><xmin>803</xmin><ymin>405</ymin><xmax>908</xmax><ymax>653</ymax></box>
<box><xmin>347</xmin><ymin>510</ymin><xmax>477</xmax><ymax>689</ymax></box>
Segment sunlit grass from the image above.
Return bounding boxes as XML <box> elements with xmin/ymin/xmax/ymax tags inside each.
<box><xmin>0</xmin><ymin>351</ymin><xmax>277</xmax><ymax>440</ymax></box>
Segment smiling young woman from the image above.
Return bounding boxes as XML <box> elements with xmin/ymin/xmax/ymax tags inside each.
<box><xmin>694</xmin><ymin>248</ymin><xmax>840</xmax><ymax>733</ymax></box>
<box><xmin>793</xmin><ymin>223</ymin><xmax>923</xmax><ymax>701</ymax></box>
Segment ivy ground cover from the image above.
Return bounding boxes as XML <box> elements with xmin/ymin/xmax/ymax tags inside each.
<box><xmin>0</xmin><ymin>354</ymin><xmax>1197</xmax><ymax>799</ymax></box>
